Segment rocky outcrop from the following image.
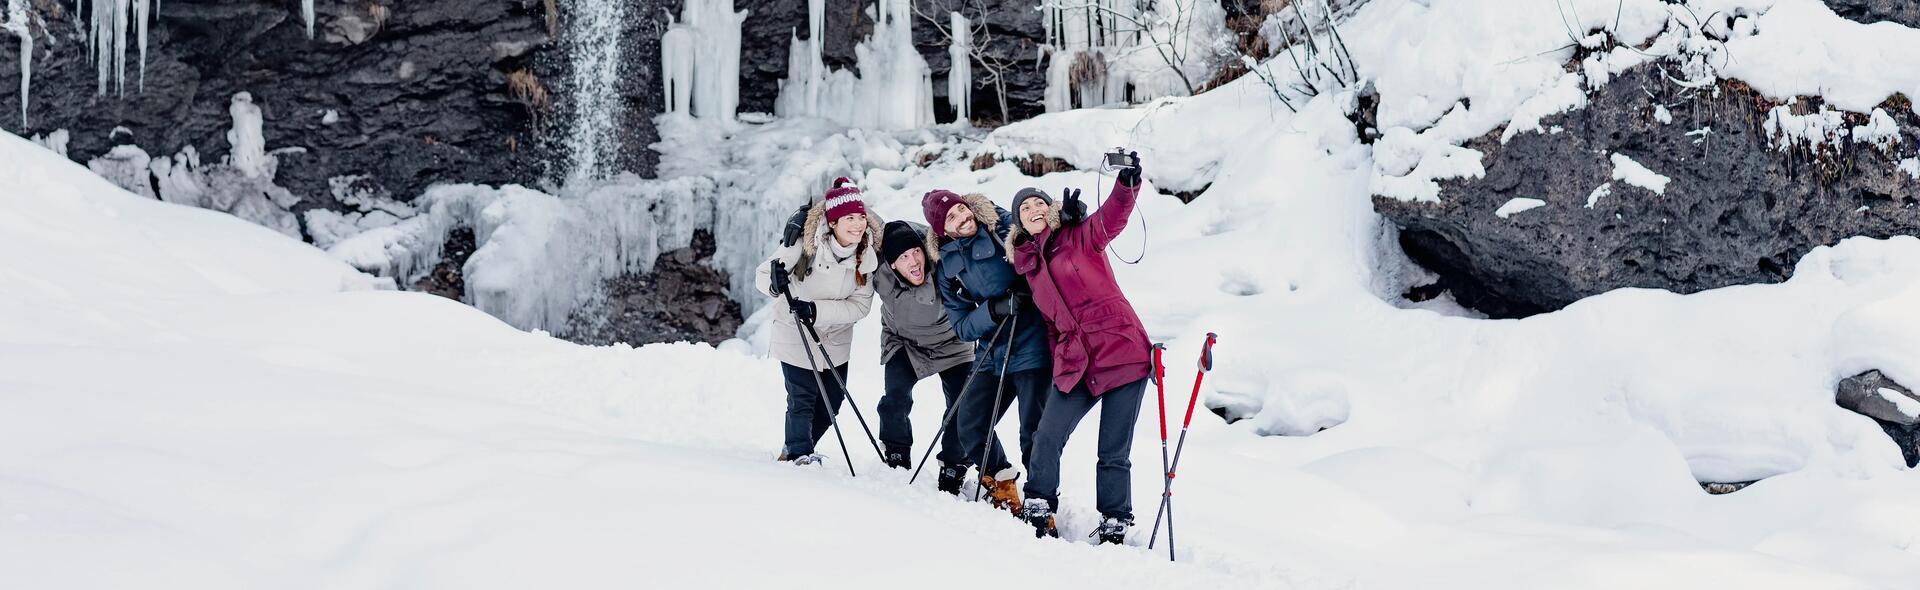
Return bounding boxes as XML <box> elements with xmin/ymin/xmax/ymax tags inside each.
<box><xmin>1826</xmin><ymin>0</ymin><xmax>1920</xmax><ymax>28</ymax></box>
<box><xmin>566</xmin><ymin>231</ymin><xmax>743</xmax><ymax>346</ymax></box>
<box><xmin>1836</xmin><ymin>370</ymin><xmax>1920</xmax><ymax>467</ymax></box>
<box><xmin>738</xmin><ymin>0</ymin><xmax>1050</xmax><ymax>124</ymax></box>
<box><xmin>1374</xmin><ymin>67</ymin><xmax>1920</xmax><ymax>318</ymax></box>
<box><xmin>0</xmin><ymin>0</ymin><xmax>671</xmax><ymax>216</ymax></box>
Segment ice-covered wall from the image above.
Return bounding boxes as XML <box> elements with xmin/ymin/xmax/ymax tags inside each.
<box><xmin>660</xmin><ymin>0</ymin><xmax>746</xmax><ymax>123</ymax></box>
<box><xmin>774</xmin><ymin>0</ymin><xmax>934</xmax><ymax>130</ymax></box>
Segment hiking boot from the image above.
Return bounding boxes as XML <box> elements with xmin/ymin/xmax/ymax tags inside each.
<box><xmin>778</xmin><ymin>452</ymin><xmax>824</xmax><ymax>466</ymax></box>
<box><xmin>1021</xmin><ymin>498</ymin><xmax>1058</xmax><ymax>539</ymax></box>
<box><xmin>980</xmin><ymin>468</ymin><xmax>1024</xmax><ymax>517</ymax></box>
<box><xmin>1093</xmin><ymin>516</ymin><xmax>1132</xmax><ymax>545</ymax></box>
<box><xmin>936</xmin><ymin>463</ymin><xmax>966</xmax><ymax>495</ymax></box>
<box><xmin>883</xmin><ymin>445</ymin><xmax>911</xmax><ymax>470</ymax></box>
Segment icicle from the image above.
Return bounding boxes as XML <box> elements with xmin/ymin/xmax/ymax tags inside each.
<box><xmin>661</xmin><ymin>16</ymin><xmax>694</xmax><ymax>115</ymax></box>
<box><xmin>134</xmin><ymin>0</ymin><xmax>147</xmax><ymax>91</ymax></box>
<box><xmin>80</xmin><ymin>0</ymin><xmax>158</xmax><ymax>97</ymax></box>
<box><xmin>302</xmin><ymin>0</ymin><xmax>313</xmax><ymax>39</ymax></box>
<box><xmin>3</xmin><ymin>0</ymin><xmax>29</xmax><ymax>128</ymax></box>
<box><xmin>948</xmin><ymin>11</ymin><xmax>970</xmax><ymax>124</ymax></box>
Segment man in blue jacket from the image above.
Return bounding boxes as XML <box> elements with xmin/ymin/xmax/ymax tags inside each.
<box><xmin>919</xmin><ymin>189</ymin><xmax>1053</xmax><ymax>516</ymax></box>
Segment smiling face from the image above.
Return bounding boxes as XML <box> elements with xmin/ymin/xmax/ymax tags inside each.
<box><xmin>942</xmin><ymin>203</ymin><xmax>976</xmax><ymax>238</ymax></box>
<box><xmin>890</xmin><ymin>247</ymin><xmax>926</xmax><ymax>286</ymax></box>
<box><xmin>831</xmin><ymin>213</ymin><xmax>867</xmax><ymax>247</ymax></box>
<box><xmin>1018</xmin><ymin>196</ymin><xmax>1050</xmax><ymax>237</ymax></box>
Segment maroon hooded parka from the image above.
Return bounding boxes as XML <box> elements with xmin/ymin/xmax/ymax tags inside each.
<box><xmin>1010</xmin><ymin>182</ymin><xmax>1151</xmax><ymax>397</ymax></box>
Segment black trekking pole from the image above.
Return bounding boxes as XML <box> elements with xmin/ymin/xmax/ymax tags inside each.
<box><xmin>1148</xmin><ymin>332</ymin><xmax>1217</xmax><ymax>560</ymax></box>
<box><xmin>908</xmin><ymin>318</ymin><xmax>1012</xmax><ymax>484</ymax></box>
<box><xmin>797</xmin><ymin>318</ymin><xmax>888</xmax><ymax>464</ymax></box>
<box><xmin>785</xmin><ymin>291</ymin><xmax>857</xmax><ymax>477</ymax></box>
<box><xmin>972</xmin><ymin>313</ymin><xmax>1020</xmax><ymax>503</ymax></box>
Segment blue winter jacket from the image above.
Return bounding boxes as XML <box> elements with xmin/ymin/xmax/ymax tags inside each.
<box><xmin>929</xmin><ymin>194</ymin><xmax>1051</xmax><ymax>375</ymax></box>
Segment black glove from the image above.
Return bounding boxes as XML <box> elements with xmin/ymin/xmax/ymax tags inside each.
<box><xmin>768</xmin><ymin>260</ymin><xmax>792</xmax><ymax>296</ymax></box>
<box><xmin>989</xmin><ymin>291</ymin><xmax>1028</xmax><ymax>321</ymax></box>
<box><xmin>1116</xmin><ymin>151</ymin><xmax>1143</xmax><ymax>188</ymax></box>
<box><xmin>788</xmin><ymin>297</ymin><xmax>817</xmax><ymax>324</ymax></box>
<box><xmin>1059</xmin><ymin>187</ymin><xmax>1086</xmax><ymax>226</ymax></box>
<box><xmin>780</xmin><ymin>203</ymin><xmax>809</xmax><ymax>247</ymax></box>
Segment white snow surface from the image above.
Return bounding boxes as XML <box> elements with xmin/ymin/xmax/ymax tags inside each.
<box><xmin>1493</xmin><ymin>197</ymin><xmax>1546</xmax><ymax>219</ymax></box>
<box><xmin>15</xmin><ymin>61</ymin><xmax>1920</xmax><ymax>586</ymax></box>
<box><xmin>1610</xmin><ymin>152</ymin><xmax>1672</xmax><ymax>195</ymax></box>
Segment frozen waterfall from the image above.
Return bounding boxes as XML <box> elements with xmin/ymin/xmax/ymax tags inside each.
<box><xmin>774</xmin><ymin>0</ymin><xmax>934</xmax><ymax>130</ymax></box>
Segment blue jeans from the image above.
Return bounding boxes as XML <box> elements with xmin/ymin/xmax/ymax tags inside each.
<box><xmin>780</xmin><ymin>362</ymin><xmax>849</xmax><ymax>457</ymax></box>
<box><xmin>877</xmin><ymin>353</ymin><xmax>973</xmax><ymax>457</ymax></box>
<box><xmin>1022</xmin><ymin>377</ymin><xmax>1147</xmax><ymax>520</ymax></box>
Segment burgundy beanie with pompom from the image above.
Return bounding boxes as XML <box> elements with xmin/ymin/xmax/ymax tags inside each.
<box><xmin>823</xmin><ymin>177</ymin><xmax>866</xmax><ymax>223</ymax></box>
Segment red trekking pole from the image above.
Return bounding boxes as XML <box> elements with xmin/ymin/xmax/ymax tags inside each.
<box><xmin>1147</xmin><ymin>343</ymin><xmax>1172</xmax><ymax>555</ymax></box>
<box><xmin>1148</xmin><ymin>332</ymin><xmax>1217</xmax><ymax>560</ymax></box>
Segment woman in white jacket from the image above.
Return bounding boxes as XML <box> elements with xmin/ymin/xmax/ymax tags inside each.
<box><xmin>757</xmin><ymin>178</ymin><xmax>883</xmax><ymax>464</ymax></box>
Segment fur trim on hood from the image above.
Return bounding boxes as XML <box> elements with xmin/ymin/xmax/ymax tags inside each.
<box><xmin>924</xmin><ymin>193</ymin><xmax>999</xmax><ymax>262</ymax></box>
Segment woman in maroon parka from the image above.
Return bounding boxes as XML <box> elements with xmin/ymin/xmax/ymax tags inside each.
<box><xmin>1005</xmin><ymin>153</ymin><xmax>1152</xmax><ymax>543</ymax></box>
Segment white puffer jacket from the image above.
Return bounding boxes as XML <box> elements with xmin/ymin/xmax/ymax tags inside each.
<box><xmin>754</xmin><ymin>201</ymin><xmax>882</xmax><ymax>369</ymax></box>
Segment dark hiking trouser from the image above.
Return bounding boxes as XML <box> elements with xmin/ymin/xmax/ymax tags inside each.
<box><xmin>951</xmin><ymin>367</ymin><xmax>1053</xmax><ymax>476</ymax></box>
<box><xmin>780</xmin><ymin>362</ymin><xmax>849</xmax><ymax>458</ymax></box>
<box><xmin>1023</xmin><ymin>376</ymin><xmax>1148</xmax><ymax>521</ymax></box>
<box><xmin>877</xmin><ymin>354</ymin><xmax>974</xmax><ymax>456</ymax></box>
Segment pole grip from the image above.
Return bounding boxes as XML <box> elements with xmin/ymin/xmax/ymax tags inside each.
<box><xmin>1152</xmin><ymin>343</ymin><xmax>1168</xmax><ymax>442</ymax></box>
<box><xmin>1181</xmin><ymin>334</ymin><xmax>1215</xmax><ymax>428</ymax></box>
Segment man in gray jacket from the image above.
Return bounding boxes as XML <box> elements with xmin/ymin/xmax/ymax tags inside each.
<box><xmin>873</xmin><ymin>220</ymin><xmax>975</xmax><ymax>484</ymax></box>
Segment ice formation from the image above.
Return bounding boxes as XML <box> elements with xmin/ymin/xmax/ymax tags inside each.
<box><xmin>2</xmin><ymin>0</ymin><xmax>28</xmax><ymax>128</ymax></box>
<box><xmin>947</xmin><ymin>12</ymin><xmax>971</xmax><ymax>123</ymax></box>
<box><xmin>562</xmin><ymin>0</ymin><xmax>629</xmax><ymax>184</ymax></box>
<box><xmin>226</xmin><ymin>92</ymin><xmax>271</xmax><ymax>178</ymax></box>
<box><xmin>77</xmin><ymin>93</ymin><xmax>303</xmax><ymax>238</ymax></box>
<box><xmin>1040</xmin><ymin>0</ymin><xmax>1228</xmax><ymax>112</ymax></box>
<box><xmin>774</xmin><ymin>0</ymin><xmax>933</xmax><ymax>130</ymax></box>
<box><xmin>659</xmin><ymin>0</ymin><xmax>745</xmax><ymax>123</ymax></box>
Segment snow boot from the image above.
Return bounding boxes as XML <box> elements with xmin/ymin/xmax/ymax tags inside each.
<box><xmin>1021</xmin><ymin>498</ymin><xmax>1058</xmax><ymax>539</ymax></box>
<box><xmin>1093</xmin><ymin>516</ymin><xmax>1132</xmax><ymax>545</ymax></box>
<box><xmin>883</xmin><ymin>445</ymin><xmax>911</xmax><ymax>470</ymax></box>
<box><xmin>936</xmin><ymin>463</ymin><xmax>966</xmax><ymax>496</ymax></box>
<box><xmin>778</xmin><ymin>452</ymin><xmax>825</xmax><ymax>466</ymax></box>
<box><xmin>980</xmin><ymin>468</ymin><xmax>1024</xmax><ymax>517</ymax></box>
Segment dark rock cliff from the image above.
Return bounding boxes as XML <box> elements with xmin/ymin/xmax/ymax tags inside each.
<box><xmin>1373</xmin><ymin>67</ymin><xmax>1920</xmax><ymax>318</ymax></box>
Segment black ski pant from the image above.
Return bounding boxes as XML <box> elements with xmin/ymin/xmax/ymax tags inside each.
<box><xmin>1023</xmin><ymin>376</ymin><xmax>1148</xmax><ymax>521</ymax></box>
<box><xmin>780</xmin><ymin>362</ymin><xmax>849</xmax><ymax>458</ymax></box>
<box><xmin>876</xmin><ymin>354</ymin><xmax>974</xmax><ymax>456</ymax></box>
<box><xmin>950</xmin><ymin>367</ymin><xmax>1052</xmax><ymax>476</ymax></box>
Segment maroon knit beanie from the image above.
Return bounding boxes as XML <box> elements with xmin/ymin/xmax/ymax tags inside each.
<box><xmin>921</xmin><ymin>189</ymin><xmax>965</xmax><ymax>237</ymax></box>
<box><xmin>823</xmin><ymin>177</ymin><xmax>866</xmax><ymax>223</ymax></box>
